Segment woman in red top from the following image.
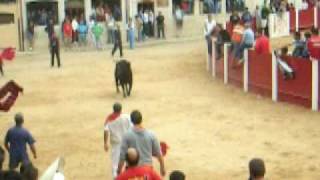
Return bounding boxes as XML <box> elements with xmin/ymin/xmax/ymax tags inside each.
<box><xmin>63</xmin><ymin>18</ymin><xmax>73</xmax><ymax>48</ymax></box>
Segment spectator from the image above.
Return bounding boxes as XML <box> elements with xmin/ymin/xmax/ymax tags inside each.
<box><xmin>4</xmin><ymin>113</ymin><xmax>37</xmax><ymax>170</ymax></box>
<box><xmin>0</xmin><ymin>146</ymin><xmax>4</xmax><ymax>171</ymax></box>
<box><xmin>231</xmin><ymin>20</ymin><xmax>244</xmax><ymax>59</ymax></box>
<box><xmin>20</xmin><ymin>163</ymin><xmax>38</xmax><ymax>180</ymax></box>
<box><xmin>204</xmin><ymin>14</ymin><xmax>216</xmax><ymax>56</ymax></box>
<box><xmin>148</xmin><ymin>10</ymin><xmax>155</xmax><ymax>37</ymax></box>
<box><xmin>127</xmin><ymin>18</ymin><xmax>135</xmax><ymax>49</ymax></box>
<box><xmin>234</xmin><ymin>23</ymin><xmax>254</xmax><ymax>64</ymax></box>
<box><xmin>241</xmin><ymin>7</ymin><xmax>252</xmax><ymax>24</ymax></box>
<box><xmin>49</xmin><ymin>33</ymin><xmax>61</xmax><ymax>68</ymax></box>
<box><xmin>174</xmin><ymin>6</ymin><xmax>184</xmax><ymax>38</ymax></box>
<box><xmin>71</xmin><ymin>16</ymin><xmax>79</xmax><ymax>44</ymax></box>
<box><xmin>169</xmin><ymin>170</ymin><xmax>185</xmax><ymax>180</ymax></box>
<box><xmin>156</xmin><ymin>12</ymin><xmax>165</xmax><ymax>39</ymax></box>
<box><xmin>254</xmin><ymin>6</ymin><xmax>261</xmax><ymax>30</ymax></box>
<box><xmin>135</xmin><ymin>15</ymin><xmax>144</xmax><ymax>42</ymax></box>
<box><xmin>301</xmin><ymin>0</ymin><xmax>309</xmax><ymax>10</ymax></box>
<box><xmin>307</xmin><ymin>27</ymin><xmax>320</xmax><ymax>60</ymax></box>
<box><xmin>104</xmin><ymin>103</ymin><xmax>132</xmax><ymax>179</ymax></box>
<box><xmin>248</xmin><ymin>158</ymin><xmax>266</xmax><ymax>180</ymax></box>
<box><xmin>26</xmin><ymin>21</ymin><xmax>35</xmax><ymax>51</ymax></box>
<box><xmin>45</xmin><ymin>18</ymin><xmax>54</xmax><ymax>39</ymax></box>
<box><xmin>261</xmin><ymin>1</ymin><xmax>270</xmax><ymax>35</ymax></box>
<box><xmin>111</xmin><ymin>24</ymin><xmax>123</xmax><ymax>57</ymax></box>
<box><xmin>215</xmin><ymin>24</ymin><xmax>231</xmax><ymax>60</ymax></box>
<box><xmin>113</xmin><ymin>5</ymin><xmax>122</xmax><ymax>22</ymax></box>
<box><xmin>254</xmin><ymin>28</ymin><xmax>270</xmax><ymax>54</ymax></box>
<box><xmin>77</xmin><ymin>19</ymin><xmax>88</xmax><ymax>47</ymax></box>
<box><xmin>116</xmin><ymin>148</ymin><xmax>161</xmax><ymax>180</ymax></box>
<box><xmin>292</xmin><ymin>31</ymin><xmax>305</xmax><ymax>57</ymax></box>
<box><xmin>92</xmin><ymin>21</ymin><xmax>104</xmax><ymax>50</ymax></box>
<box><xmin>118</xmin><ymin>110</ymin><xmax>166</xmax><ymax>177</ymax></box>
<box><xmin>106</xmin><ymin>14</ymin><xmax>115</xmax><ymax>44</ymax></box>
<box><xmin>229</xmin><ymin>10</ymin><xmax>240</xmax><ymax>25</ymax></box>
<box><xmin>63</xmin><ymin>18</ymin><xmax>73</xmax><ymax>49</ymax></box>
<box><xmin>143</xmin><ymin>10</ymin><xmax>149</xmax><ymax>38</ymax></box>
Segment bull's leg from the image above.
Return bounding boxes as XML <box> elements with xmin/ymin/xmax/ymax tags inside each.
<box><xmin>115</xmin><ymin>77</ymin><xmax>120</xmax><ymax>93</ymax></box>
<box><xmin>128</xmin><ymin>80</ymin><xmax>132</xmax><ymax>96</ymax></box>
<box><xmin>121</xmin><ymin>84</ymin><xmax>126</xmax><ymax>98</ymax></box>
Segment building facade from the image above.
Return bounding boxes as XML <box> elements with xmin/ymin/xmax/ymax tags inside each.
<box><xmin>1</xmin><ymin>0</ymin><xmax>259</xmax><ymax>50</ymax></box>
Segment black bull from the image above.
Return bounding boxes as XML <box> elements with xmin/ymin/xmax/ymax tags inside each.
<box><xmin>115</xmin><ymin>60</ymin><xmax>133</xmax><ymax>97</ymax></box>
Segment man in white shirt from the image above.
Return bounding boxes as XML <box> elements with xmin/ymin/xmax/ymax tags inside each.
<box><xmin>204</xmin><ymin>14</ymin><xmax>216</xmax><ymax>56</ymax></box>
<box><xmin>71</xmin><ymin>17</ymin><xmax>79</xmax><ymax>43</ymax></box>
<box><xmin>301</xmin><ymin>0</ymin><xmax>309</xmax><ymax>10</ymax></box>
<box><xmin>104</xmin><ymin>103</ymin><xmax>132</xmax><ymax>179</ymax></box>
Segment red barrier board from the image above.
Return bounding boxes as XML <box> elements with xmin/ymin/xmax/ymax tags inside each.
<box><xmin>289</xmin><ymin>9</ymin><xmax>296</xmax><ymax>32</ymax></box>
<box><xmin>298</xmin><ymin>8</ymin><xmax>315</xmax><ymax>29</ymax></box>
<box><xmin>278</xmin><ymin>56</ymin><xmax>312</xmax><ymax>108</ymax></box>
<box><xmin>248</xmin><ymin>51</ymin><xmax>272</xmax><ymax>97</ymax></box>
<box><xmin>228</xmin><ymin>51</ymin><xmax>243</xmax><ymax>88</ymax></box>
<box><xmin>215</xmin><ymin>58</ymin><xmax>224</xmax><ymax>79</ymax></box>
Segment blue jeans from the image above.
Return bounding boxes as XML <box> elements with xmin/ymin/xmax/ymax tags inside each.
<box><xmin>235</xmin><ymin>43</ymin><xmax>252</xmax><ymax>60</ymax></box>
<box><xmin>128</xmin><ymin>29</ymin><xmax>135</xmax><ymax>49</ymax></box>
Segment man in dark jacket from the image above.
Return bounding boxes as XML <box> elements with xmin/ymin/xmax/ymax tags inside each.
<box><xmin>50</xmin><ymin>33</ymin><xmax>61</xmax><ymax>68</ymax></box>
<box><xmin>112</xmin><ymin>24</ymin><xmax>123</xmax><ymax>58</ymax></box>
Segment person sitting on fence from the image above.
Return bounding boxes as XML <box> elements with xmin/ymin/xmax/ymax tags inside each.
<box><xmin>307</xmin><ymin>27</ymin><xmax>320</xmax><ymax>60</ymax></box>
<box><xmin>241</xmin><ymin>7</ymin><xmax>252</xmax><ymax>24</ymax></box>
<box><xmin>248</xmin><ymin>158</ymin><xmax>266</xmax><ymax>180</ymax></box>
<box><xmin>229</xmin><ymin>10</ymin><xmax>240</xmax><ymax>25</ymax></box>
<box><xmin>215</xmin><ymin>24</ymin><xmax>231</xmax><ymax>60</ymax></box>
<box><xmin>274</xmin><ymin>47</ymin><xmax>295</xmax><ymax>80</ymax></box>
<box><xmin>292</xmin><ymin>31</ymin><xmax>306</xmax><ymax>58</ymax></box>
<box><xmin>233</xmin><ymin>23</ymin><xmax>254</xmax><ymax>66</ymax></box>
<box><xmin>254</xmin><ymin>28</ymin><xmax>270</xmax><ymax>54</ymax></box>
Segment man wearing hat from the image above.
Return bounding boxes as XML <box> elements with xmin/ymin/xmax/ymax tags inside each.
<box><xmin>4</xmin><ymin>113</ymin><xmax>37</xmax><ymax>170</ymax></box>
<box><xmin>104</xmin><ymin>103</ymin><xmax>132</xmax><ymax>179</ymax></box>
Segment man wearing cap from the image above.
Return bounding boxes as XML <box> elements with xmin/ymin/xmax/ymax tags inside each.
<box><xmin>4</xmin><ymin>113</ymin><xmax>37</xmax><ymax>170</ymax></box>
<box><xmin>116</xmin><ymin>148</ymin><xmax>161</xmax><ymax>180</ymax></box>
<box><xmin>104</xmin><ymin>103</ymin><xmax>132</xmax><ymax>179</ymax></box>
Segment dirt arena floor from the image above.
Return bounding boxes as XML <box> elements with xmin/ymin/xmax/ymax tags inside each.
<box><xmin>0</xmin><ymin>39</ymin><xmax>320</xmax><ymax>180</ymax></box>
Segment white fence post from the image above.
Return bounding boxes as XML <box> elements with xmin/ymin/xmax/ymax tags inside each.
<box><xmin>314</xmin><ymin>7</ymin><xmax>318</xmax><ymax>28</ymax></box>
<box><xmin>295</xmin><ymin>9</ymin><xmax>299</xmax><ymax>32</ymax></box>
<box><xmin>223</xmin><ymin>43</ymin><xmax>229</xmax><ymax>84</ymax></box>
<box><xmin>272</xmin><ymin>52</ymin><xmax>278</xmax><ymax>102</ymax></box>
<box><xmin>243</xmin><ymin>49</ymin><xmax>249</xmax><ymax>92</ymax></box>
<box><xmin>211</xmin><ymin>38</ymin><xmax>216</xmax><ymax>78</ymax></box>
<box><xmin>312</xmin><ymin>60</ymin><xmax>319</xmax><ymax>111</ymax></box>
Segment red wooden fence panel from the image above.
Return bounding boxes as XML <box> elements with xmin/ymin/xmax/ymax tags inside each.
<box><xmin>248</xmin><ymin>51</ymin><xmax>272</xmax><ymax>97</ymax></box>
<box><xmin>278</xmin><ymin>56</ymin><xmax>312</xmax><ymax>108</ymax></box>
<box><xmin>228</xmin><ymin>50</ymin><xmax>243</xmax><ymax>88</ymax></box>
<box><xmin>298</xmin><ymin>8</ymin><xmax>315</xmax><ymax>29</ymax></box>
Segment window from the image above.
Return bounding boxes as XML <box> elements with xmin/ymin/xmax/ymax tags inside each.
<box><xmin>91</xmin><ymin>0</ymin><xmax>122</xmax><ymax>21</ymax></box>
<box><xmin>172</xmin><ymin>0</ymin><xmax>194</xmax><ymax>15</ymax></box>
<box><xmin>200</xmin><ymin>0</ymin><xmax>222</xmax><ymax>14</ymax></box>
<box><xmin>226</xmin><ymin>0</ymin><xmax>246</xmax><ymax>13</ymax></box>
<box><xmin>26</xmin><ymin>1</ymin><xmax>59</xmax><ymax>25</ymax></box>
<box><xmin>0</xmin><ymin>13</ymin><xmax>14</xmax><ymax>24</ymax></box>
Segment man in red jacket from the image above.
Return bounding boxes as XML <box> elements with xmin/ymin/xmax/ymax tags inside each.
<box><xmin>254</xmin><ymin>28</ymin><xmax>270</xmax><ymax>54</ymax></box>
<box><xmin>307</xmin><ymin>27</ymin><xmax>320</xmax><ymax>60</ymax></box>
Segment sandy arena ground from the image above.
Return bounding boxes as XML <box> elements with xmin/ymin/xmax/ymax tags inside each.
<box><xmin>0</xmin><ymin>40</ymin><xmax>320</xmax><ymax>180</ymax></box>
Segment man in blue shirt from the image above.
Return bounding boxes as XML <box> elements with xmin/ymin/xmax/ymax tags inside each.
<box><xmin>4</xmin><ymin>113</ymin><xmax>37</xmax><ymax>170</ymax></box>
<box><xmin>234</xmin><ymin>23</ymin><xmax>254</xmax><ymax>64</ymax></box>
